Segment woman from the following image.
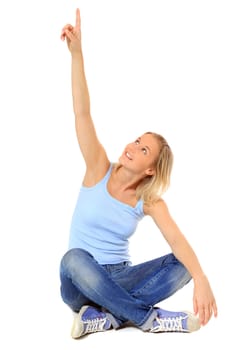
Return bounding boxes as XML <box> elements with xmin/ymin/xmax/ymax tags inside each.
<box><xmin>60</xmin><ymin>8</ymin><xmax>217</xmax><ymax>339</ymax></box>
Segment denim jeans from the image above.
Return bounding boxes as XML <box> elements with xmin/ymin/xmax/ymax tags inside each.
<box><xmin>60</xmin><ymin>248</ymin><xmax>191</xmax><ymax>329</ymax></box>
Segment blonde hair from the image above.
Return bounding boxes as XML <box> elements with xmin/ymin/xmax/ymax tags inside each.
<box><xmin>136</xmin><ymin>132</ymin><xmax>173</xmax><ymax>205</ymax></box>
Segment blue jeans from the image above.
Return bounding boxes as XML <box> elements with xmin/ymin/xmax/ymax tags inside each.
<box><xmin>60</xmin><ymin>248</ymin><xmax>191</xmax><ymax>329</ymax></box>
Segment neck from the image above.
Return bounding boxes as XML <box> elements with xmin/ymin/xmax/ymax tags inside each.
<box><xmin>113</xmin><ymin>164</ymin><xmax>144</xmax><ymax>191</ymax></box>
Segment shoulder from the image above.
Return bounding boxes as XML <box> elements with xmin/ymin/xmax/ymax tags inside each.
<box><xmin>144</xmin><ymin>198</ymin><xmax>170</xmax><ymax>219</ymax></box>
<box><xmin>144</xmin><ymin>198</ymin><xmax>176</xmax><ymax>233</ymax></box>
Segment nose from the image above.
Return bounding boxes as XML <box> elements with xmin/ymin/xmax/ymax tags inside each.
<box><xmin>128</xmin><ymin>144</ymin><xmax>137</xmax><ymax>154</ymax></box>
<box><xmin>131</xmin><ymin>142</ymin><xmax>140</xmax><ymax>152</ymax></box>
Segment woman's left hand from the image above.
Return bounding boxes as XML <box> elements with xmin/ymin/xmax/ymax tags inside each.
<box><xmin>193</xmin><ymin>275</ymin><xmax>218</xmax><ymax>326</ymax></box>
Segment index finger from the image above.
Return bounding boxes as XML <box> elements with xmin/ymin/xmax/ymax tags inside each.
<box><xmin>75</xmin><ymin>8</ymin><xmax>81</xmax><ymax>30</ymax></box>
<box><xmin>198</xmin><ymin>307</ymin><xmax>205</xmax><ymax>326</ymax></box>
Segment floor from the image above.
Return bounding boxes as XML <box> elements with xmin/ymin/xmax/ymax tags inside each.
<box><xmin>2</xmin><ymin>279</ymin><xmax>225</xmax><ymax>350</ymax></box>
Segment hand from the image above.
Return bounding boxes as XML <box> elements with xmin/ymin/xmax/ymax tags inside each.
<box><xmin>193</xmin><ymin>275</ymin><xmax>218</xmax><ymax>326</ymax></box>
<box><xmin>60</xmin><ymin>8</ymin><xmax>82</xmax><ymax>55</ymax></box>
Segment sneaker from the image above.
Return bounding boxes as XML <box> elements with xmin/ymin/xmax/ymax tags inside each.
<box><xmin>71</xmin><ymin>305</ymin><xmax>112</xmax><ymax>339</ymax></box>
<box><xmin>149</xmin><ymin>308</ymin><xmax>200</xmax><ymax>333</ymax></box>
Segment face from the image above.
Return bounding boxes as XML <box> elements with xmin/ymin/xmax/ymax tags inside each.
<box><xmin>119</xmin><ymin>133</ymin><xmax>160</xmax><ymax>176</ymax></box>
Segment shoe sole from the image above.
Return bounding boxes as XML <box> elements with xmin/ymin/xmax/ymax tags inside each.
<box><xmin>71</xmin><ymin>305</ymin><xmax>90</xmax><ymax>339</ymax></box>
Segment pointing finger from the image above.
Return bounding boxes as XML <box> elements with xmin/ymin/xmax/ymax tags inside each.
<box><xmin>75</xmin><ymin>8</ymin><xmax>81</xmax><ymax>30</ymax></box>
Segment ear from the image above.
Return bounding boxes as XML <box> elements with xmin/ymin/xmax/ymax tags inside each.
<box><xmin>145</xmin><ymin>168</ymin><xmax>156</xmax><ymax>176</ymax></box>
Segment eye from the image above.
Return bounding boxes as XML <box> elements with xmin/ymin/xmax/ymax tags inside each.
<box><xmin>142</xmin><ymin>147</ymin><xmax>147</xmax><ymax>155</ymax></box>
<box><xmin>135</xmin><ymin>139</ymin><xmax>140</xmax><ymax>145</ymax></box>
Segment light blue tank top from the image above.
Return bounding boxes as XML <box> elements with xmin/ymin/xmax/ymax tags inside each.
<box><xmin>69</xmin><ymin>163</ymin><xmax>145</xmax><ymax>264</ymax></box>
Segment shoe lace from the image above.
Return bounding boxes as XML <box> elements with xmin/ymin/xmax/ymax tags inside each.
<box><xmin>84</xmin><ymin>317</ymin><xmax>107</xmax><ymax>334</ymax></box>
<box><xmin>151</xmin><ymin>315</ymin><xmax>188</xmax><ymax>332</ymax></box>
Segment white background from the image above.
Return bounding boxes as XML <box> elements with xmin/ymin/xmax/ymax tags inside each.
<box><xmin>0</xmin><ymin>0</ymin><xmax>232</xmax><ymax>349</ymax></box>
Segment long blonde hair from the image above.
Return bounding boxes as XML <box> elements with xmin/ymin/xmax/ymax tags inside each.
<box><xmin>136</xmin><ymin>132</ymin><xmax>173</xmax><ymax>205</ymax></box>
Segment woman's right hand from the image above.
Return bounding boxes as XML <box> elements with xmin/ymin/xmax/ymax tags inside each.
<box><xmin>60</xmin><ymin>8</ymin><xmax>82</xmax><ymax>56</ymax></box>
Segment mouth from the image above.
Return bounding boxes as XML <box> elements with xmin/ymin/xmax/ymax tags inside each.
<box><xmin>125</xmin><ymin>151</ymin><xmax>133</xmax><ymax>160</ymax></box>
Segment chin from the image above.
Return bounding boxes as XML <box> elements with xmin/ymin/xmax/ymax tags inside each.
<box><xmin>118</xmin><ymin>155</ymin><xmax>124</xmax><ymax>165</ymax></box>
<box><xmin>119</xmin><ymin>155</ymin><xmax>129</xmax><ymax>166</ymax></box>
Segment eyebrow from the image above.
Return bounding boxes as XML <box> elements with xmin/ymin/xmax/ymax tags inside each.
<box><xmin>138</xmin><ymin>137</ymin><xmax>151</xmax><ymax>153</ymax></box>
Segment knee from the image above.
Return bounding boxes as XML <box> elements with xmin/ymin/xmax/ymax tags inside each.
<box><xmin>60</xmin><ymin>248</ymin><xmax>103</xmax><ymax>292</ymax></box>
<box><xmin>183</xmin><ymin>269</ymin><xmax>192</xmax><ymax>284</ymax></box>
<box><xmin>178</xmin><ymin>264</ymin><xmax>192</xmax><ymax>285</ymax></box>
<box><xmin>176</xmin><ymin>259</ymin><xmax>192</xmax><ymax>286</ymax></box>
<box><xmin>168</xmin><ymin>253</ymin><xmax>192</xmax><ymax>285</ymax></box>
<box><xmin>60</xmin><ymin>248</ymin><xmax>92</xmax><ymax>274</ymax></box>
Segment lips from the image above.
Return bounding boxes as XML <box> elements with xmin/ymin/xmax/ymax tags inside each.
<box><xmin>125</xmin><ymin>151</ymin><xmax>133</xmax><ymax>160</ymax></box>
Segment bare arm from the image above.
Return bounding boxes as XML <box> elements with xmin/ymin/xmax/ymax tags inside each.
<box><xmin>61</xmin><ymin>9</ymin><xmax>109</xmax><ymax>184</ymax></box>
<box><xmin>145</xmin><ymin>200</ymin><xmax>218</xmax><ymax>326</ymax></box>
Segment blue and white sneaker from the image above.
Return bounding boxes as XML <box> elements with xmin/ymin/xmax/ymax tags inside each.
<box><xmin>71</xmin><ymin>305</ymin><xmax>112</xmax><ymax>339</ymax></box>
<box><xmin>149</xmin><ymin>308</ymin><xmax>200</xmax><ymax>333</ymax></box>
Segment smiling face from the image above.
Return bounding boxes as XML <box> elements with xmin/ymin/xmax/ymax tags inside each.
<box><xmin>119</xmin><ymin>133</ymin><xmax>161</xmax><ymax>176</ymax></box>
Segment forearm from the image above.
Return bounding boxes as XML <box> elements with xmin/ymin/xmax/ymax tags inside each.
<box><xmin>71</xmin><ymin>53</ymin><xmax>91</xmax><ymax>117</ymax></box>
<box><xmin>171</xmin><ymin>237</ymin><xmax>206</xmax><ymax>282</ymax></box>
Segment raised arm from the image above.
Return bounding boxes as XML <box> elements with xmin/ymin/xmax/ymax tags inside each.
<box><xmin>61</xmin><ymin>9</ymin><xmax>110</xmax><ymax>185</ymax></box>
